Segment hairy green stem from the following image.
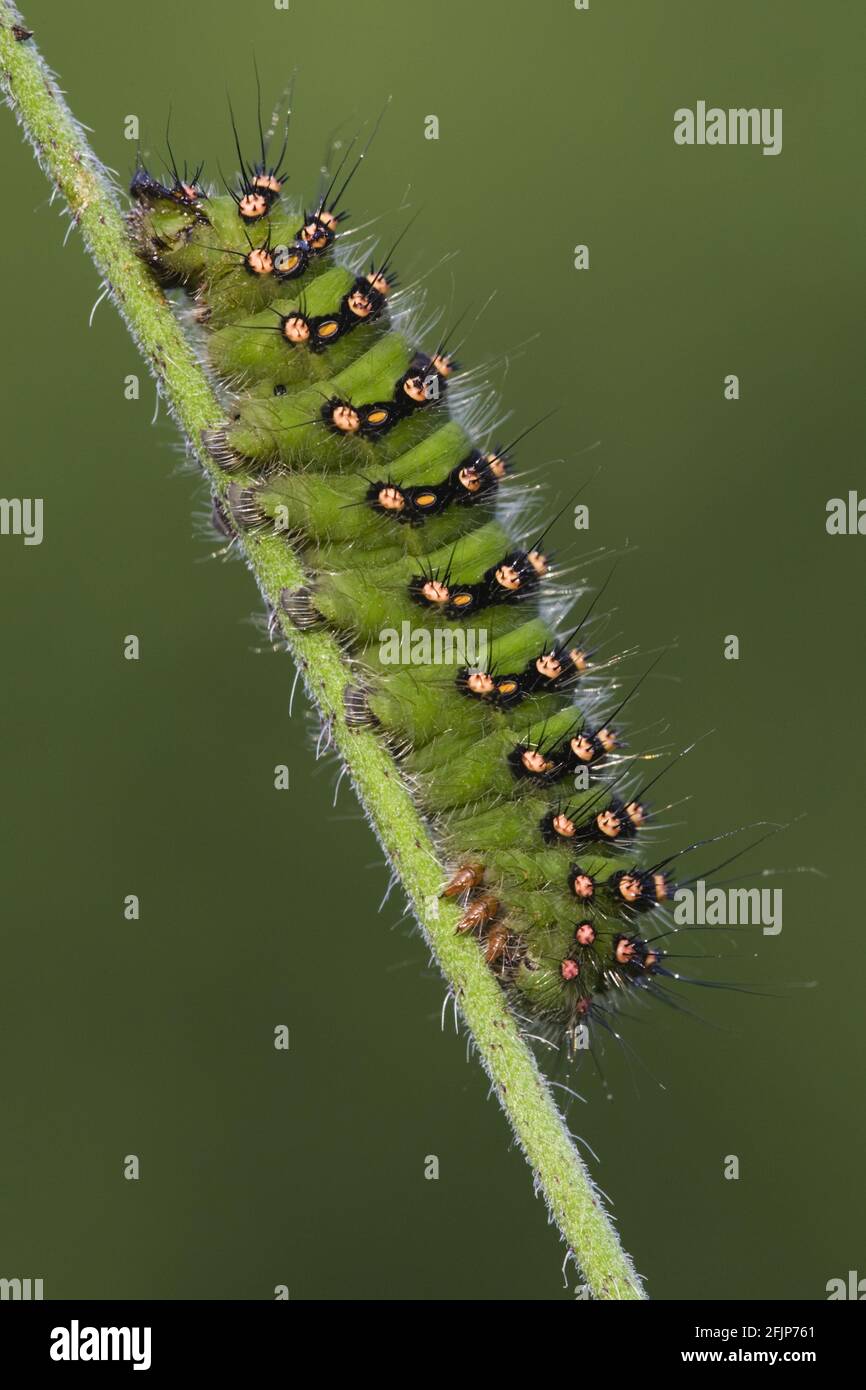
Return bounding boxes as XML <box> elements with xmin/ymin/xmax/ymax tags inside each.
<box><xmin>0</xmin><ymin>4</ymin><xmax>646</xmax><ymax>1300</ymax></box>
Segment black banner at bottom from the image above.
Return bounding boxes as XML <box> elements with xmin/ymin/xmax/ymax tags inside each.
<box><xmin>0</xmin><ymin>1298</ymin><xmax>859</xmax><ymax>1374</ymax></box>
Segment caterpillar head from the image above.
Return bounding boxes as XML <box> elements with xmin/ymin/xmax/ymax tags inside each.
<box><xmin>129</xmin><ymin>164</ymin><xmax>207</xmax><ymax>214</ymax></box>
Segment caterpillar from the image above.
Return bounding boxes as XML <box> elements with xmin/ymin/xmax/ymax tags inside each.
<box><xmin>124</xmin><ymin>95</ymin><xmax>760</xmax><ymax>1065</ymax></box>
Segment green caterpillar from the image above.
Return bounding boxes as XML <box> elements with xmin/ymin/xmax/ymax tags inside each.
<box><xmin>128</xmin><ymin>117</ymin><xmax>691</xmax><ymax>1053</ymax></box>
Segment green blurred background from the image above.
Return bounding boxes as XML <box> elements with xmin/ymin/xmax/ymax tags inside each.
<box><xmin>0</xmin><ymin>0</ymin><xmax>863</xmax><ymax>1300</ymax></box>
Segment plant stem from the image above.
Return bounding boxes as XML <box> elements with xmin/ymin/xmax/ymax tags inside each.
<box><xmin>0</xmin><ymin>3</ymin><xmax>646</xmax><ymax>1300</ymax></box>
